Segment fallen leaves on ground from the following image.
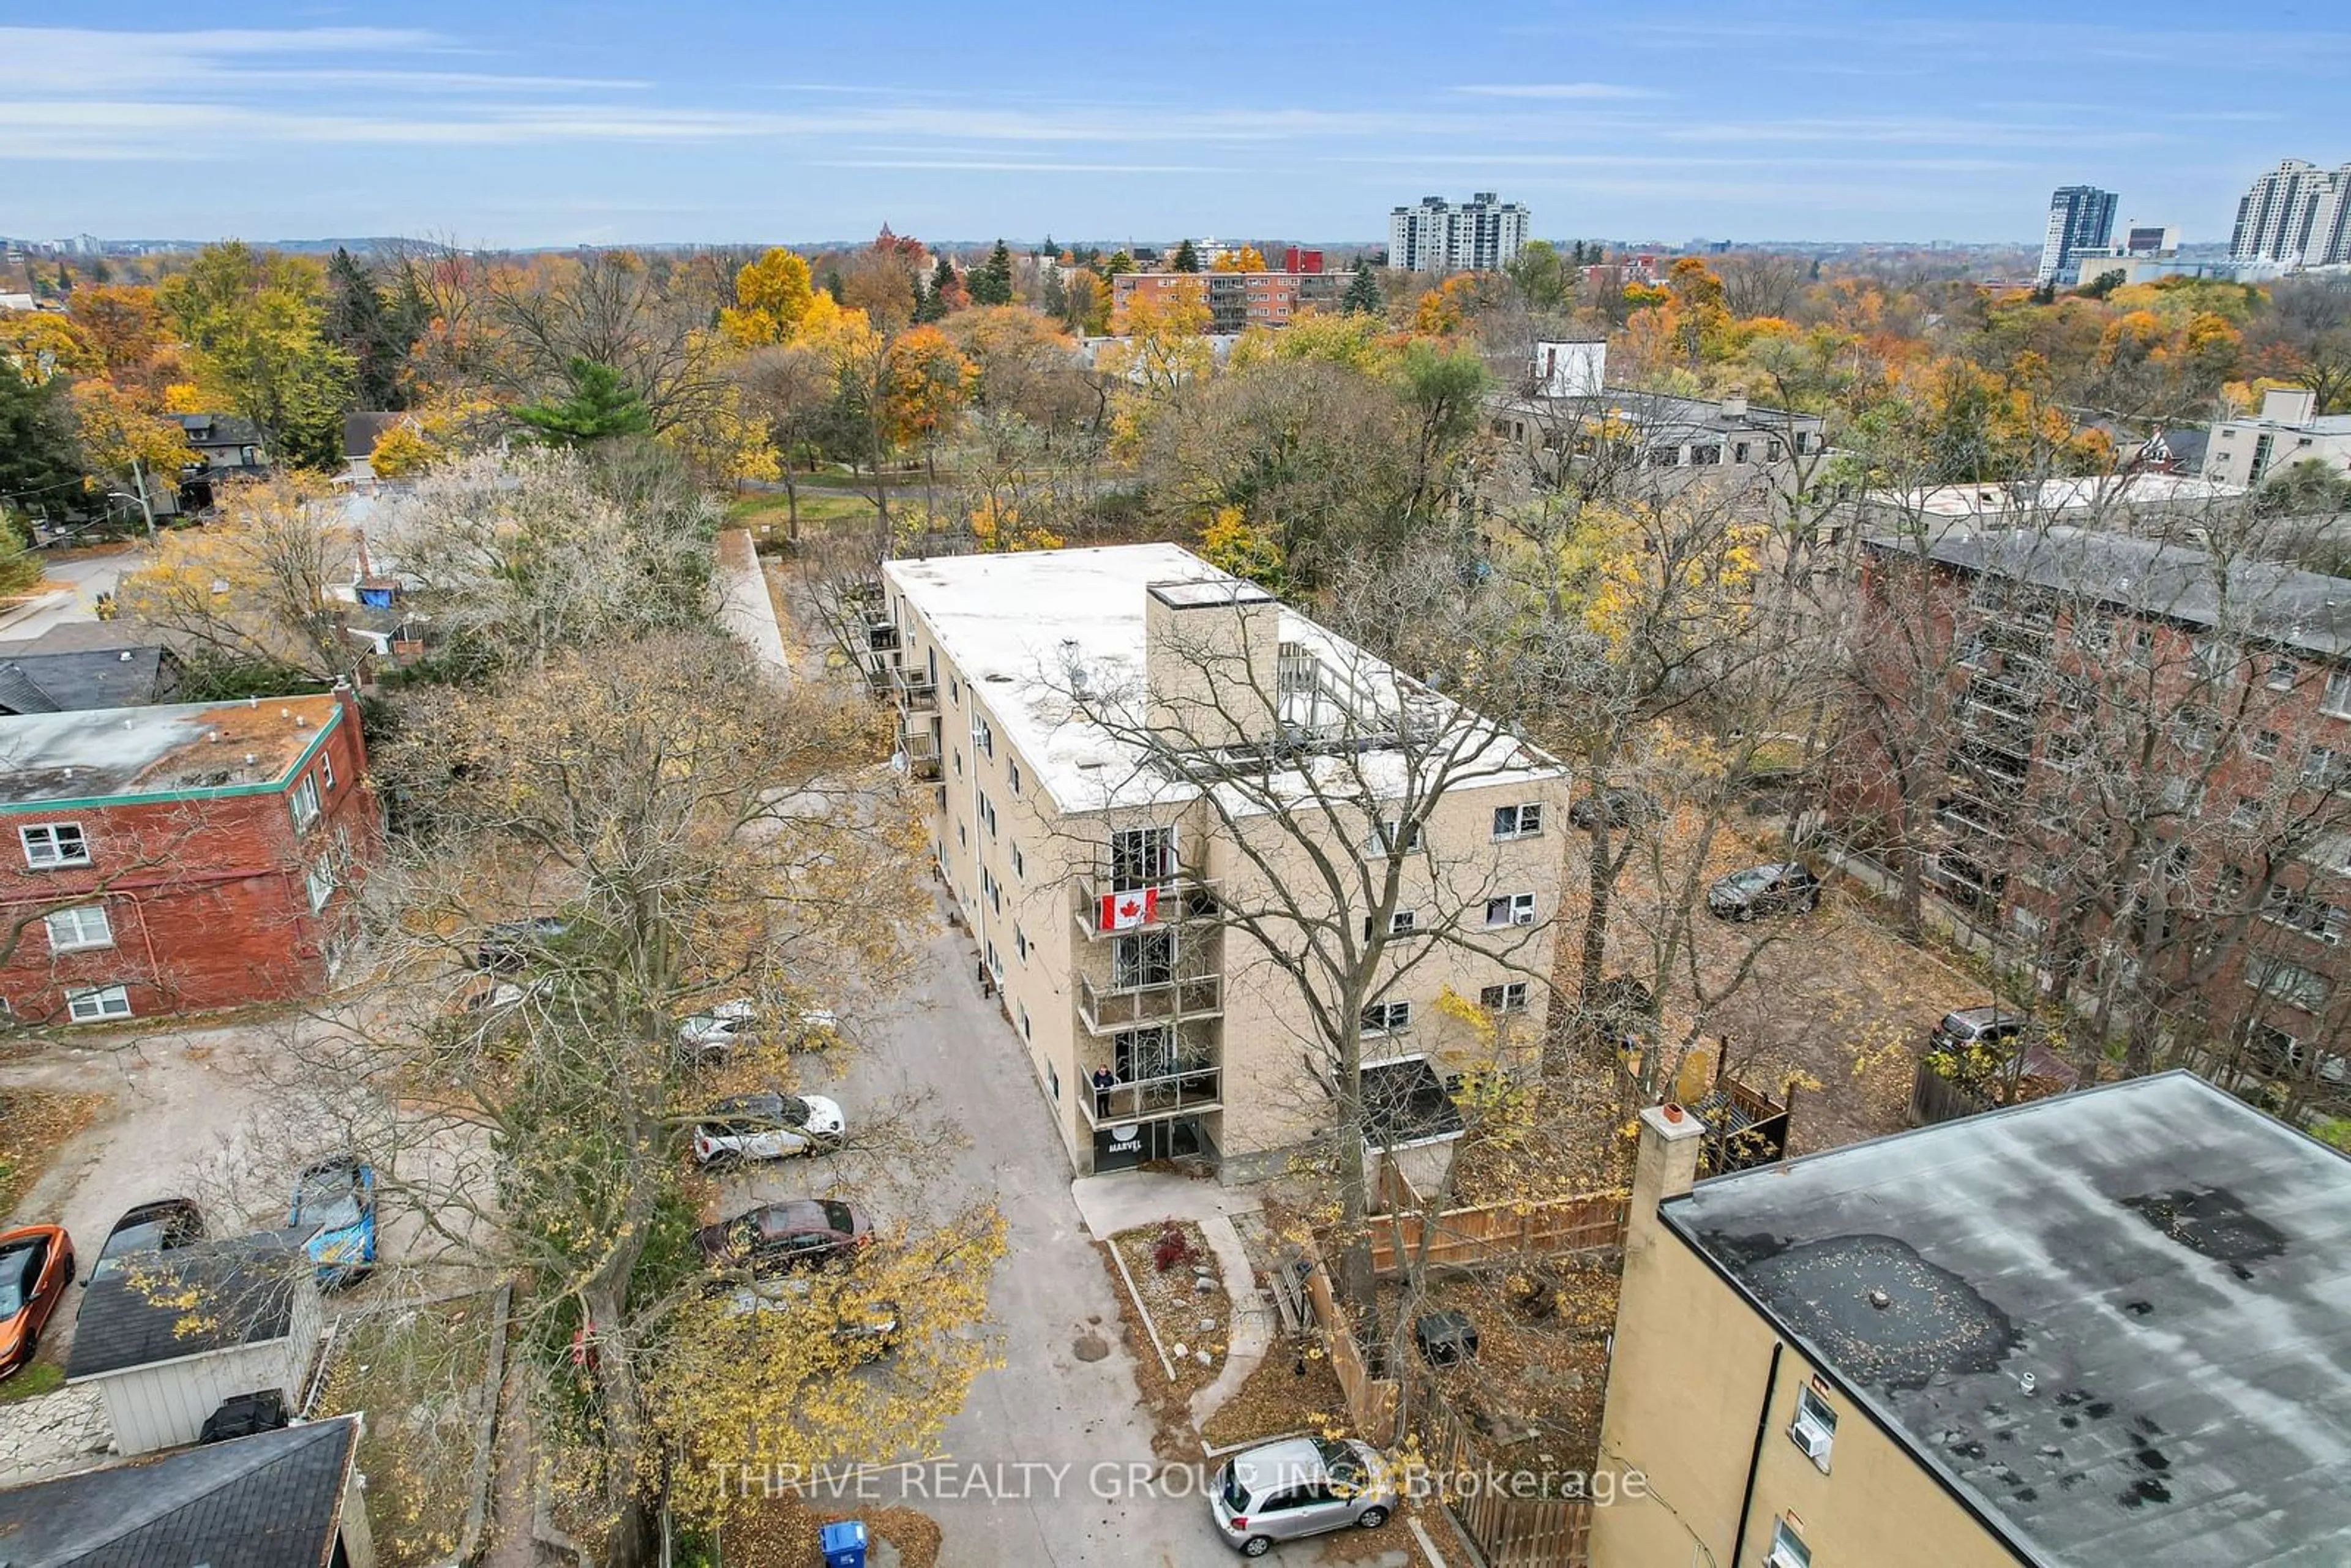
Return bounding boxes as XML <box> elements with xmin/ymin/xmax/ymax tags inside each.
<box><xmin>717</xmin><ymin>1495</ymin><xmax>940</xmax><ymax>1568</ymax></box>
<box><xmin>0</xmin><ymin>1090</ymin><xmax>111</xmax><ymax>1214</ymax></box>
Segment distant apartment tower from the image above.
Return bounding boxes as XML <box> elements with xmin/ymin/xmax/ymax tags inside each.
<box><xmin>2036</xmin><ymin>185</ymin><xmax>2118</xmax><ymax>285</ymax></box>
<box><xmin>1387</xmin><ymin>192</ymin><xmax>1531</xmax><ymax>273</ymax></box>
<box><xmin>2230</xmin><ymin>159</ymin><xmax>2351</xmax><ymax>266</ymax></box>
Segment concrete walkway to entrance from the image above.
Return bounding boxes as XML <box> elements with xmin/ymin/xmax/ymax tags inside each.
<box><xmin>714</xmin><ymin>527</ymin><xmax>792</xmax><ymax>685</ymax></box>
<box><xmin>1070</xmin><ymin>1171</ymin><xmax>1274</xmax><ymax>1436</ymax></box>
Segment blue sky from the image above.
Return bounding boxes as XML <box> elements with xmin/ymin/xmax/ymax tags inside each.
<box><xmin>1</xmin><ymin>3</ymin><xmax>2344</xmax><ymax>249</ymax></box>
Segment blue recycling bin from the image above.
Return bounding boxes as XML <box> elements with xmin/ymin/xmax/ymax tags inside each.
<box><xmin>820</xmin><ymin>1519</ymin><xmax>868</xmax><ymax>1568</ymax></box>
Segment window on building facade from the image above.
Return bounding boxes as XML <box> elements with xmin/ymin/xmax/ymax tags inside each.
<box><xmin>320</xmin><ymin>752</ymin><xmax>336</xmax><ymax>790</ymax></box>
<box><xmin>2262</xmin><ymin>884</ymin><xmax>2347</xmax><ymax>943</ymax></box>
<box><xmin>289</xmin><ymin>774</ymin><xmax>321</xmax><ymax>833</ymax></box>
<box><xmin>2268</xmin><ymin>658</ymin><xmax>2300</xmax><ymax>692</ymax></box>
<box><xmin>1766</xmin><ymin>1517</ymin><xmax>1813</xmax><ymax>1568</ymax></box>
<box><xmin>1493</xmin><ymin>803</ymin><xmax>1543</xmax><ymax>840</ymax></box>
<box><xmin>1789</xmin><ymin>1385</ymin><xmax>1837</xmax><ymax>1472</ymax></box>
<box><xmin>1008</xmin><ymin>758</ymin><xmax>1023</xmax><ymax>795</ymax></box>
<box><xmin>984</xmin><ymin>940</ymin><xmax>1002</xmax><ymax>979</ymax></box>
<box><xmin>1111</xmin><ymin>826</ymin><xmax>1176</xmax><ymax>888</ymax></box>
<box><xmin>1479</xmin><ymin>981</ymin><xmax>1529</xmax><ymax>1011</ymax></box>
<box><xmin>1021</xmin><ymin>1004</ymin><xmax>1032</xmax><ymax>1040</ymax></box>
<box><xmin>2251</xmin><ymin>729</ymin><xmax>2282</xmax><ymax>762</ymax></box>
<box><xmin>2232</xmin><ymin>796</ymin><xmax>2263</xmax><ymax>828</ymax></box>
<box><xmin>45</xmin><ymin>905</ymin><xmax>112</xmax><ymax>951</ymax></box>
<box><xmin>1486</xmin><ymin>893</ymin><xmax>1536</xmax><ymax>927</ymax></box>
<box><xmin>2325</xmin><ymin>669</ymin><xmax>2351</xmax><ymax>719</ymax></box>
<box><xmin>306</xmin><ymin>860</ymin><xmax>335</xmax><ymax>913</ymax></box>
<box><xmin>20</xmin><ymin>822</ymin><xmax>89</xmax><ymax>868</ymax></box>
<box><xmin>1014</xmin><ymin>923</ymin><xmax>1029</xmax><ymax>962</ymax></box>
<box><xmin>1011</xmin><ymin>843</ymin><xmax>1025</xmax><ymax>879</ymax></box>
<box><xmin>1361</xmin><ymin>1000</ymin><xmax>1412</xmax><ymax>1035</ymax></box>
<box><xmin>66</xmin><ymin>984</ymin><xmax>132</xmax><ymax>1022</ymax></box>
<box><xmin>1368</xmin><ymin>819</ymin><xmax>1423</xmax><ymax>857</ymax></box>
<box><xmin>1390</xmin><ymin>910</ymin><xmax>1417</xmax><ymax>936</ymax></box>
<box><xmin>2304</xmin><ymin>746</ymin><xmax>2349</xmax><ymax>791</ymax></box>
<box><xmin>2249</xmin><ymin>953</ymin><xmax>2330</xmax><ymax>1011</ymax></box>
<box><xmin>973</xmin><ymin>716</ymin><xmax>994</xmax><ymax>757</ymax></box>
<box><xmin>1112</xmin><ymin>930</ymin><xmax>1174</xmax><ymax>990</ymax></box>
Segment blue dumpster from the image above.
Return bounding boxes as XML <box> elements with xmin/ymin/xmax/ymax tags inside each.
<box><xmin>820</xmin><ymin>1519</ymin><xmax>868</xmax><ymax>1568</ymax></box>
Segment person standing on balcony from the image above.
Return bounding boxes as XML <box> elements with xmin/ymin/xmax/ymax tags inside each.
<box><xmin>1092</xmin><ymin>1065</ymin><xmax>1117</xmax><ymax>1118</ymax></box>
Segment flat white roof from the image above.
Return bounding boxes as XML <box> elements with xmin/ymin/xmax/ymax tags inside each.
<box><xmin>1869</xmin><ymin>472</ymin><xmax>2244</xmax><ymax>519</ymax></box>
<box><xmin>883</xmin><ymin>545</ymin><xmax>1561</xmax><ymax>814</ymax></box>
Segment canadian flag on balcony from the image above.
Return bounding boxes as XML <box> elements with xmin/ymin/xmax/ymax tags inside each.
<box><xmin>1101</xmin><ymin>887</ymin><xmax>1159</xmax><ymax>931</ymax></box>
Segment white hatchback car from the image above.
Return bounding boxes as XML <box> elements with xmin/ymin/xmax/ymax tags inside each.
<box><xmin>1209</xmin><ymin>1436</ymin><xmax>1394</xmax><ymax>1556</ymax></box>
<box><xmin>691</xmin><ymin>1092</ymin><xmax>846</xmax><ymax>1165</ymax></box>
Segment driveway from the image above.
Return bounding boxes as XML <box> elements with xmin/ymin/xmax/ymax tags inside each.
<box><xmin>721</xmin><ymin>904</ymin><xmax>1365</xmax><ymax>1567</ymax></box>
<box><xmin>1</xmin><ymin>546</ymin><xmax>148</xmax><ymax>639</ymax></box>
<box><xmin>0</xmin><ymin>1018</ymin><xmax>319</xmax><ymax>1362</ymax></box>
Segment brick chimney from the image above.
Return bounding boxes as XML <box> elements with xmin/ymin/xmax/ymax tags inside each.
<box><xmin>1626</xmin><ymin>1102</ymin><xmax>1706</xmax><ymax>1258</ymax></box>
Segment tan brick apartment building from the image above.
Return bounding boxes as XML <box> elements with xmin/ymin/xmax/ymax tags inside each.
<box><xmin>0</xmin><ymin>690</ymin><xmax>377</xmax><ymax>1024</ymax></box>
<box><xmin>877</xmin><ymin>545</ymin><xmax>1569</xmax><ymax>1175</ymax></box>
<box><xmin>1592</xmin><ymin>1072</ymin><xmax>2351</xmax><ymax>1567</ymax></box>
<box><xmin>1831</xmin><ymin>525</ymin><xmax>2351</xmax><ymax>1120</ymax></box>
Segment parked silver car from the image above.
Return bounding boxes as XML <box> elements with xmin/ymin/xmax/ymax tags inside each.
<box><xmin>1209</xmin><ymin>1436</ymin><xmax>1394</xmax><ymax>1556</ymax></box>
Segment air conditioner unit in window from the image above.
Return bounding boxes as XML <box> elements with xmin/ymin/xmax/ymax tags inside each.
<box><xmin>1790</xmin><ymin>1419</ymin><xmax>1832</xmax><ymax>1466</ymax></box>
<box><xmin>1512</xmin><ymin>908</ymin><xmax>1535</xmax><ymax>926</ymax></box>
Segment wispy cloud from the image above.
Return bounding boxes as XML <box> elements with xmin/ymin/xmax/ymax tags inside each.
<box><xmin>1452</xmin><ymin>83</ymin><xmax>1657</xmax><ymax>100</ymax></box>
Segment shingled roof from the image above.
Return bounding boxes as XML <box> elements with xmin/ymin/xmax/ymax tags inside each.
<box><xmin>0</xmin><ymin>1414</ymin><xmax>359</xmax><ymax>1567</ymax></box>
<box><xmin>66</xmin><ymin>1234</ymin><xmax>307</xmax><ymax>1381</ymax></box>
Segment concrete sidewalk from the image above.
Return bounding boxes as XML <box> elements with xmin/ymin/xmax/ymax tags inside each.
<box><xmin>713</xmin><ymin>527</ymin><xmax>791</xmax><ymax>685</ymax></box>
<box><xmin>1071</xmin><ymin>1171</ymin><xmax>1273</xmax><ymax>1435</ymax></box>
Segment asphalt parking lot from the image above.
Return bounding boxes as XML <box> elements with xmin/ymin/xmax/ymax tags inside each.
<box><xmin>719</xmin><ymin>901</ymin><xmax>1384</xmax><ymax>1567</ymax></box>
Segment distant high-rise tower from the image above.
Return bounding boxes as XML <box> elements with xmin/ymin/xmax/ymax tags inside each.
<box><xmin>2229</xmin><ymin>159</ymin><xmax>2351</xmax><ymax>266</ymax></box>
<box><xmin>1387</xmin><ymin>192</ymin><xmax>1531</xmax><ymax>273</ymax></box>
<box><xmin>2036</xmin><ymin>186</ymin><xmax>2118</xmax><ymax>285</ymax></box>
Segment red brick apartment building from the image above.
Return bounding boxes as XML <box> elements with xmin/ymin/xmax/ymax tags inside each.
<box><xmin>0</xmin><ymin>690</ymin><xmax>377</xmax><ymax>1025</ymax></box>
<box><xmin>1831</xmin><ymin>525</ymin><xmax>2351</xmax><ymax>1117</ymax></box>
<box><xmin>1112</xmin><ymin>266</ymin><xmax>1348</xmax><ymax>334</ymax></box>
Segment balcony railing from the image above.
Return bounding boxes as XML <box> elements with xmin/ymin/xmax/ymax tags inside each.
<box><xmin>1071</xmin><ymin>861</ymin><xmax>1220</xmax><ymax>939</ymax></box>
<box><xmin>1078</xmin><ymin>971</ymin><xmax>1224</xmax><ymax>1032</ymax></box>
<box><xmin>901</xmin><ymin>729</ymin><xmax>942</xmax><ymax>782</ymax></box>
<box><xmin>1080</xmin><ymin>1066</ymin><xmax>1223</xmax><ymax>1127</ymax></box>
<box><xmin>892</xmin><ymin>665</ymin><xmax>938</xmax><ymax>711</ymax></box>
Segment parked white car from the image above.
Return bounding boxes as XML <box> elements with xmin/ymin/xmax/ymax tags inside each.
<box><xmin>691</xmin><ymin>1092</ymin><xmax>846</xmax><ymax>1165</ymax></box>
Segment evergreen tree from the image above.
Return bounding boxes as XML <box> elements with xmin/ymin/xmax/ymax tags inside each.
<box><xmin>1340</xmin><ymin>260</ymin><xmax>1382</xmax><ymax>317</ymax></box>
<box><xmin>1036</xmin><ymin>234</ymin><xmax>1057</xmax><ymax>260</ymax></box>
<box><xmin>0</xmin><ymin>358</ymin><xmax>86</xmax><ymax>517</ymax></box>
<box><xmin>1170</xmin><ymin>239</ymin><xmax>1201</xmax><ymax>274</ymax></box>
<box><xmin>513</xmin><ymin>358</ymin><xmax>654</xmax><ymax>446</ymax></box>
<box><xmin>325</xmin><ymin>247</ymin><xmax>408</xmax><ymax>410</ymax></box>
<box><xmin>1042</xmin><ymin>266</ymin><xmax>1068</xmax><ymax>321</ymax></box>
<box><xmin>970</xmin><ymin>240</ymin><xmax>1016</xmax><ymax>306</ymax></box>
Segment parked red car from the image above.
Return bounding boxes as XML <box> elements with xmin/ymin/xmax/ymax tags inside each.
<box><xmin>0</xmin><ymin>1225</ymin><xmax>76</xmax><ymax>1378</ymax></box>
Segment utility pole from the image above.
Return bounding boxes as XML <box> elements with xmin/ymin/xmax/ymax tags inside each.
<box><xmin>129</xmin><ymin>456</ymin><xmax>156</xmax><ymax>541</ymax></box>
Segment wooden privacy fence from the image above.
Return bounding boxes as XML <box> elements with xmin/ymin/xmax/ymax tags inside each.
<box><xmin>1299</xmin><ymin>1239</ymin><xmax>1399</xmax><ymax>1445</ymax></box>
<box><xmin>1368</xmin><ymin>1193</ymin><xmax>1629</xmax><ymax>1280</ymax></box>
<box><xmin>1415</xmin><ymin>1382</ymin><xmax>1594</xmax><ymax>1567</ymax></box>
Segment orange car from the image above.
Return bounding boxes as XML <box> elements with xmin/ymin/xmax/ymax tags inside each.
<box><xmin>0</xmin><ymin>1225</ymin><xmax>75</xmax><ymax>1379</ymax></box>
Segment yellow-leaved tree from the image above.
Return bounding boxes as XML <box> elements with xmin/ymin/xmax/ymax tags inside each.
<box><xmin>718</xmin><ymin>247</ymin><xmax>816</xmax><ymax>348</ymax></box>
<box><xmin>68</xmin><ymin>379</ymin><xmax>191</xmax><ymax>508</ymax></box>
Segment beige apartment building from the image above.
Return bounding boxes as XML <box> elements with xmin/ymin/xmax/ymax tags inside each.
<box><xmin>1592</xmin><ymin>1073</ymin><xmax>2351</xmax><ymax>1568</ymax></box>
<box><xmin>877</xmin><ymin>544</ymin><xmax>1569</xmax><ymax>1177</ymax></box>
